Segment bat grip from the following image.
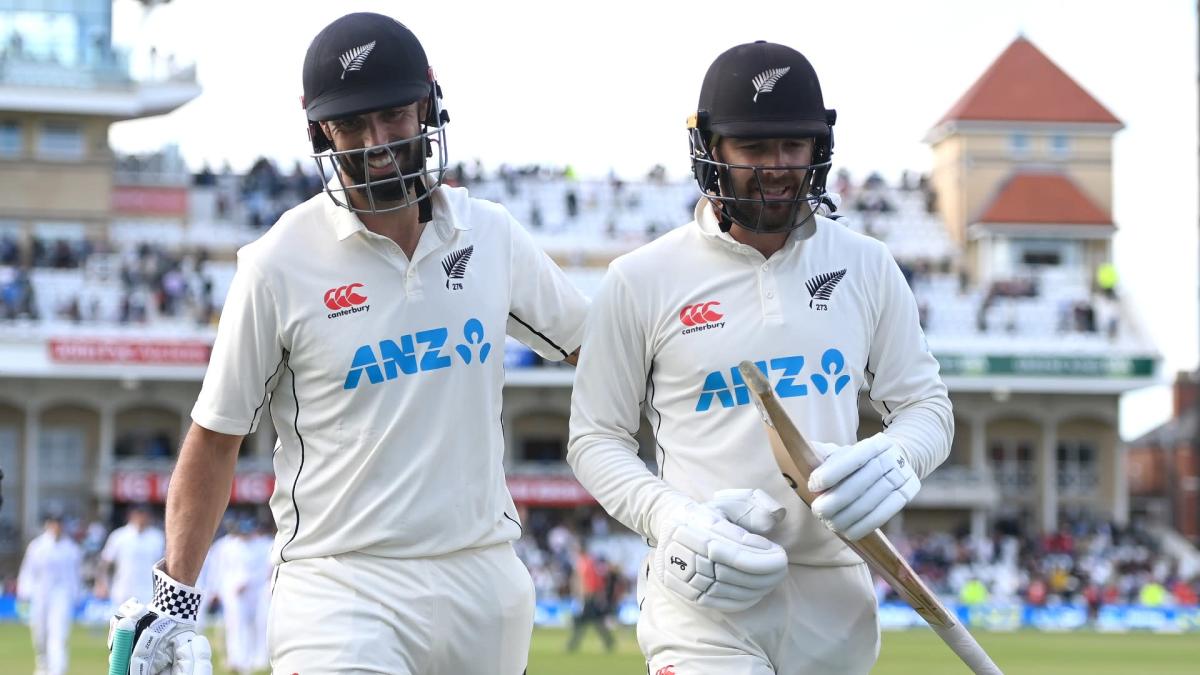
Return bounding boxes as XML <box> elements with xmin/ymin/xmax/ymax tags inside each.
<box><xmin>931</xmin><ymin>622</ymin><xmax>1004</xmax><ymax>674</ymax></box>
<box><xmin>107</xmin><ymin>616</ymin><xmax>136</xmax><ymax>675</ymax></box>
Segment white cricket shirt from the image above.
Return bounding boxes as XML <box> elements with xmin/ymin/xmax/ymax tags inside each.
<box><xmin>192</xmin><ymin>185</ymin><xmax>587</xmax><ymax>563</ymax></box>
<box><xmin>100</xmin><ymin>524</ymin><xmax>164</xmax><ymax>602</ymax></box>
<box><xmin>18</xmin><ymin>532</ymin><xmax>82</xmax><ymax>601</ymax></box>
<box><xmin>569</xmin><ymin>200</ymin><xmax>953</xmax><ymax>565</ymax></box>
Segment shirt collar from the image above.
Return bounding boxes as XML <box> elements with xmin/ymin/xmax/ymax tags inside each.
<box><xmin>693</xmin><ymin>198</ymin><xmax>818</xmax><ymax>254</ymax></box>
<box><xmin>327</xmin><ymin>188</ymin><xmax>366</xmax><ymax>241</ymax></box>
<box><xmin>325</xmin><ymin>179</ymin><xmax>470</xmax><ymax>242</ymax></box>
<box><xmin>427</xmin><ymin>183</ymin><xmax>472</xmax><ymax>241</ymax></box>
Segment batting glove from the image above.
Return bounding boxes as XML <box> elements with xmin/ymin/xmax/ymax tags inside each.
<box><xmin>706</xmin><ymin>488</ymin><xmax>787</xmax><ymax>535</ymax></box>
<box><xmin>107</xmin><ymin>560</ymin><xmax>212</xmax><ymax>675</ymax></box>
<box><xmin>653</xmin><ymin>490</ymin><xmax>788</xmax><ymax>612</ymax></box>
<box><xmin>808</xmin><ymin>433</ymin><xmax>920</xmax><ymax>541</ymax></box>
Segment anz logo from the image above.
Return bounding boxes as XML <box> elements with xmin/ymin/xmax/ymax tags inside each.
<box><xmin>695</xmin><ymin>348</ymin><xmax>852</xmax><ymax>412</ymax></box>
<box><xmin>344</xmin><ymin>318</ymin><xmax>491</xmax><ymax>390</ymax></box>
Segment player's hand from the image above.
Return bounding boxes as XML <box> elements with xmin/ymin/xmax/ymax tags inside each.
<box><xmin>652</xmin><ymin>498</ymin><xmax>788</xmax><ymax>613</ymax></box>
<box><xmin>808</xmin><ymin>433</ymin><xmax>920</xmax><ymax>541</ymax></box>
<box><xmin>107</xmin><ymin>562</ymin><xmax>212</xmax><ymax>675</ymax></box>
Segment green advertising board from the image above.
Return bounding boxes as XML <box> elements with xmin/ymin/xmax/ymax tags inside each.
<box><xmin>935</xmin><ymin>354</ymin><xmax>1156</xmax><ymax>378</ymax></box>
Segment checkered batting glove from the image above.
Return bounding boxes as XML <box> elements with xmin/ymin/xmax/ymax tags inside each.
<box><xmin>149</xmin><ymin>562</ymin><xmax>203</xmax><ymax>621</ymax></box>
<box><xmin>108</xmin><ymin>560</ymin><xmax>212</xmax><ymax>675</ymax></box>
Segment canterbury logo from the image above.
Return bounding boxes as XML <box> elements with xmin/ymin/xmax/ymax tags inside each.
<box><xmin>441</xmin><ymin>245</ymin><xmax>474</xmax><ymax>289</ymax></box>
<box><xmin>679</xmin><ymin>301</ymin><xmax>723</xmax><ymax>326</ymax></box>
<box><xmin>339</xmin><ymin>40</ymin><xmax>376</xmax><ymax>79</ymax></box>
<box><xmin>324</xmin><ymin>283</ymin><xmax>367</xmax><ymax>310</ymax></box>
<box><xmin>805</xmin><ymin>269</ymin><xmax>846</xmax><ymax>308</ymax></box>
<box><xmin>752</xmin><ymin>66</ymin><xmax>791</xmax><ymax>102</ymax></box>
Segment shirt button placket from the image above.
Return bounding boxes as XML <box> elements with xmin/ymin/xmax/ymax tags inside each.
<box><xmin>405</xmin><ymin>266</ymin><xmax>423</xmax><ymax>298</ymax></box>
<box><xmin>759</xmin><ymin>260</ymin><xmax>783</xmax><ymax>323</ymax></box>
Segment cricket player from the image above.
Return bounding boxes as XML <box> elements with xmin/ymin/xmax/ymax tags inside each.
<box><xmin>250</xmin><ymin>519</ymin><xmax>274</xmax><ymax>671</ymax></box>
<box><xmin>17</xmin><ymin>513</ymin><xmax>82</xmax><ymax>675</ymax></box>
<box><xmin>568</xmin><ymin>41</ymin><xmax>953</xmax><ymax>674</ymax></box>
<box><xmin>95</xmin><ymin>504</ymin><xmax>165</xmax><ymax>607</ymax></box>
<box><xmin>105</xmin><ymin>12</ymin><xmax>587</xmax><ymax>675</ymax></box>
<box><xmin>212</xmin><ymin>519</ymin><xmax>267</xmax><ymax>675</ymax></box>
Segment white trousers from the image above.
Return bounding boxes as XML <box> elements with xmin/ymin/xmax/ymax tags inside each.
<box><xmin>221</xmin><ymin>586</ymin><xmax>261</xmax><ymax>672</ymax></box>
<box><xmin>29</xmin><ymin>590</ymin><xmax>73</xmax><ymax>675</ymax></box>
<box><xmin>638</xmin><ymin>561</ymin><xmax>880</xmax><ymax>675</ymax></box>
<box><xmin>269</xmin><ymin>543</ymin><xmax>534</xmax><ymax>674</ymax></box>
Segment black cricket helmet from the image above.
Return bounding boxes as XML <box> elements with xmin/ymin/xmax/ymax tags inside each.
<box><xmin>688</xmin><ymin>41</ymin><xmax>836</xmax><ymax>233</ymax></box>
<box><xmin>302</xmin><ymin>13</ymin><xmax>450</xmax><ymax>214</ymax></box>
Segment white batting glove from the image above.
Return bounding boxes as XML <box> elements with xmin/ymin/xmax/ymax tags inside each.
<box><xmin>652</xmin><ymin>493</ymin><xmax>788</xmax><ymax>612</ymax></box>
<box><xmin>808</xmin><ymin>433</ymin><xmax>920</xmax><ymax>541</ymax></box>
<box><xmin>108</xmin><ymin>561</ymin><xmax>212</xmax><ymax>675</ymax></box>
<box><xmin>706</xmin><ymin>488</ymin><xmax>787</xmax><ymax>535</ymax></box>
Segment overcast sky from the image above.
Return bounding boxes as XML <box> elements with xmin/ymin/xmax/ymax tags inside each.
<box><xmin>106</xmin><ymin>0</ymin><xmax>1199</xmax><ymax>440</ymax></box>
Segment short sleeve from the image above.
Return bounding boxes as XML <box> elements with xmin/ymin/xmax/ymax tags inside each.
<box><xmin>505</xmin><ymin>214</ymin><xmax>588</xmax><ymax>360</ymax></box>
<box><xmin>191</xmin><ymin>255</ymin><xmax>287</xmax><ymax>436</ymax></box>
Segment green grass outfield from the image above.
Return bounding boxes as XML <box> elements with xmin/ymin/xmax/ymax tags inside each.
<box><xmin>1</xmin><ymin>623</ymin><xmax>1196</xmax><ymax>674</ymax></box>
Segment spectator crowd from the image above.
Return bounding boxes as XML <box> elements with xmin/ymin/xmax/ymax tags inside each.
<box><xmin>885</xmin><ymin>517</ymin><xmax>1199</xmax><ymax>615</ymax></box>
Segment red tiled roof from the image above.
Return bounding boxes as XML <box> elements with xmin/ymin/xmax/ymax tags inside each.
<box><xmin>938</xmin><ymin>37</ymin><xmax>1121</xmax><ymax>126</ymax></box>
<box><xmin>977</xmin><ymin>173</ymin><xmax>1112</xmax><ymax>225</ymax></box>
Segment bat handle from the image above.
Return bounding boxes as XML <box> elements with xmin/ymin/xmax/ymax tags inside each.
<box><xmin>931</xmin><ymin>622</ymin><xmax>1004</xmax><ymax>674</ymax></box>
<box><xmin>107</xmin><ymin>616</ymin><xmax>136</xmax><ymax>675</ymax></box>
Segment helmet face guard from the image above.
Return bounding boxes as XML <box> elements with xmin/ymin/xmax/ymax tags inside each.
<box><xmin>688</xmin><ymin>121</ymin><xmax>833</xmax><ymax>234</ymax></box>
<box><xmin>309</xmin><ymin>89</ymin><xmax>449</xmax><ymax>215</ymax></box>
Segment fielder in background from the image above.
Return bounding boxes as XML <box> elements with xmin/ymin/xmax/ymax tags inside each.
<box><xmin>17</xmin><ymin>512</ymin><xmax>82</xmax><ymax>675</ymax></box>
<box><xmin>211</xmin><ymin>519</ymin><xmax>270</xmax><ymax>675</ymax></box>
<box><xmin>568</xmin><ymin>41</ymin><xmax>953</xmax><ymax>674</ymax></box>
<box><xmin>95</xmin><ymin>503</ymin><xmax>164</xmax><ymax>607</ymax></box>
<box><xmin>106</xmin><ymin>11</ymin><xmax>587</xmax><ymax>675</ymax></box>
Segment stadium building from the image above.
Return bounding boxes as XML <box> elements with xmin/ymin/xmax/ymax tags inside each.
<box><xmin>0</xmin><ymin>4</ymin><xmax>1168</xmax><ymax>580</ymax></box>
<box><xmin>0</xmin><ymin>0</ymin><xmax>207</xmax><ymax>564</ymax></box>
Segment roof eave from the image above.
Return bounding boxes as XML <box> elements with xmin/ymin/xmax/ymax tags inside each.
<box><xmin>968</xmin><ymin>221</ymin><xmax>1117</xmax><ymax>240</ymax></box>
<box><xmin>925</xmin><ymin>119</ymin><xmax>1124</xmax><ymax>144</ymax></box>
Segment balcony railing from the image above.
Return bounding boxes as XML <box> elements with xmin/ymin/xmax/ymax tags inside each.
<box><xmin>912</xmin><ymin>465</ymin><xmax>1002</xmax><ymax>507</ymax></box>
<box><xmin>0</xmin><ymin>50</ymin><xmax>197</xmax><ymax>90</ymax></box>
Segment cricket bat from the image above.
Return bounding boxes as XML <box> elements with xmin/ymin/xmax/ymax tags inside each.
<box><xmin>737</xmin><ymin>361</ymin><xmax>1003</xmax><ymax>675</ymax></box>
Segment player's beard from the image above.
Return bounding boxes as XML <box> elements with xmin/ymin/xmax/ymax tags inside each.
<box><xmin>719</xmin><ymin>169</ymin><xmax>815</xmax><ymax>233</ymax></box>
<box><xmin>336</xmin><ymin>138</ymin><xmax>426</xmax><ymax>206</ymax></box>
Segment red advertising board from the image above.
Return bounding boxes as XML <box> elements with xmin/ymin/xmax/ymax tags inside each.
<box><xmin>506</xmin><ymin>475</ymin><xmax>597</xmax><ymax>507</ymax></box>
<box><xmin>112</xmin><ymin>471</ymin><xmax>275</xmax><ymax>504</ymax></box>
<box><xmin>48</xmin><ymin>339</ymin><xmax>211</xmax><ymax>365</ymax></box>
<box><xmin>111</xmin><ymin>471</ymin><xmax>170</xmax><ymax>503</ymax></box>
<box><xmin>112</xmin><ymin>472</ymin><xmax>597</xmax><ymax>507</ymax></box>
<box><xmin>112</xmin><ymin>186</ymin><xmax>189</xmax><ymax>216</ymax></box>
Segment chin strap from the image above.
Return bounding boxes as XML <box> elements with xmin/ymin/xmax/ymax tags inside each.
<box><xmin>714</xmin><ymin>202</ymin><xmax>735</xmax><ymax>232</ymax></box>
<box><xmin>415</xmin><ymin>176</ymin><xmax>433</xmax><ymax>223</ymax></box>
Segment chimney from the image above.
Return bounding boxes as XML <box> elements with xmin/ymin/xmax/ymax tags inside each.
<box><xmin>1174</xmin><ymin>370</ymin><xmax>1200</xmax><ymax>417</ymax></box>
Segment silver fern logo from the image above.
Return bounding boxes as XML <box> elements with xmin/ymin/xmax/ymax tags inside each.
<box><xmin>805</xmin><ymin>269</ymin><xmax>846</xmax><ymax>309</ymax></box>
<box><xmin>441</xmin><ymin>245</ymin><xmax>474</xmax><ymax>290</ymax></box>
<box><xmin>339</xmin><ymin>40</ymin><xmax>377</xmax><ymax>79</ymax></box>
<box><xmin>751</xmin><ymin>66</ymin><xmax>791</xmax><ymax>102</ymax></box>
